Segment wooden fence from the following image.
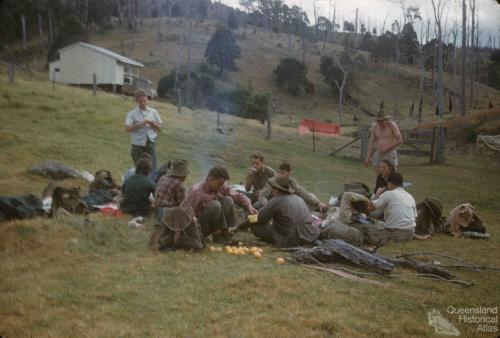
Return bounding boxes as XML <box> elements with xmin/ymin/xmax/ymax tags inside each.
<box><xmin>330</xmin><ymin>127</ymin><xmax>441</xmax><ymax>163</ymax></box>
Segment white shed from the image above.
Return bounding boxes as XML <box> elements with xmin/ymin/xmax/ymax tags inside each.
<box><xmin>48</xmin><ymin>42</ymin><xmax>144</xmax><ymax>88</ymax></box>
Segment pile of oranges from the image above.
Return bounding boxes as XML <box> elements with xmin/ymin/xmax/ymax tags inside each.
<box><xmin>208</xmin><ymin>245</ymin><xmax>285</xmax><ymax>264</ymax></box>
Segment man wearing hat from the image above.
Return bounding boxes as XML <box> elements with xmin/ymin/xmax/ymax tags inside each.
<box><xmin>153</xmin><ymin>160</ymin><xmax>190</xmax><ymax>212</ymax></box>
<box><xmin>364</xmin><ymin>108</ymin><xmax>403</xmax><ymax>174</ymax></box>
<box><xmin>234</xmin><ymin>176</ymin><xmax>320</xmax><ymax>247</ymax></box>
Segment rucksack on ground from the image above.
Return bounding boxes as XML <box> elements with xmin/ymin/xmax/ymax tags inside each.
<box><xmin>149</xmin><ymin>207</ymin><xmax>204</xmax><ymax>251</ymax></box>
<box><xmin>0</xmin><ymin>194</ymin><xmax>46</xmax><ymax>222</ymax></box>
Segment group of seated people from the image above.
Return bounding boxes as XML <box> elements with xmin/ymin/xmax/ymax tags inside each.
<box><xmin>117</xmin><ymin>150</ymin><xmax>423</xmax><ymax>249</ymax></box>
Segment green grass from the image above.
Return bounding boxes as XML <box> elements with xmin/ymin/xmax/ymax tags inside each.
<box><xmin>1</xmin><ymin>71</ymin><xmax>500</xmax><ymax>337</ymax></box>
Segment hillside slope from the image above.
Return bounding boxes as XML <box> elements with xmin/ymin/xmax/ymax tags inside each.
<box><xmin>86</xmin><ymin>17</ymin><xmax>500</xmax><ymax>125</ymax></box>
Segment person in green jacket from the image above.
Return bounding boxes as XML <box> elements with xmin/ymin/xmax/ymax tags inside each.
<box><xmin>120</xmin><ymin>158</ymin><xmax>155</xmax><ymax>217</ymax></box>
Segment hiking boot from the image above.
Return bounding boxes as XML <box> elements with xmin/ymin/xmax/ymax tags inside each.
<box><xmin>212</xmin><ymin>232</ymin><xmax>237</xmax><ymax>245</ymax></box>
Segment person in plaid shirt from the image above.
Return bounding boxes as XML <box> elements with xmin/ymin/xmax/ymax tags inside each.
<box><xmin>181</xmin><ymin>165</ymin><xmax>258</xmax><ymax>242</ymax></box>
<box><xmin>153</xmin><ymin>160</ymin><xmax>190</xmax><ymax>213</ymax></box>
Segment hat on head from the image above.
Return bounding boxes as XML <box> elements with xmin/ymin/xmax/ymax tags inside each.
<box><xmin>267</xmin><ymin>176</ymin><xmax>294</xmax><ymax>194</ymax></box>
<box><xmin>167</xmin><ymin>160</ymin><xmax>190</xmax><ymax>177</ymax></box>
<box><xmin>376</xmin><ymin>108</ymin><xmax>391</xmax><ymax>121</ymax></box>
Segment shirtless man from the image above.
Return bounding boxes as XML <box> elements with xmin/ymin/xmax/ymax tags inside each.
<box><xmin>364</xmin><ymin>109</ymin><xmax>403</xmax><ymax>175</ymax></box>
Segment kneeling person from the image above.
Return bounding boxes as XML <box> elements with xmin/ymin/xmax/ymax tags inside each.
<box><xmin>243</xmin><ymin>176</ymin><xmax>320</xmax><ymax>247</ymax></box>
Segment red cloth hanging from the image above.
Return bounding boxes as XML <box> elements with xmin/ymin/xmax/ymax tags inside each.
<box><xmin>298</xmin><ymin>118</ymin><xmax>341</xmax><ymax>137</ymax></box>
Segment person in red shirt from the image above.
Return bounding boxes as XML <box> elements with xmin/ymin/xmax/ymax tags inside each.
<box><xmin>181</xmin><ymin>165</ymin><xmax>258</xmax><ymax>243</ymax></box>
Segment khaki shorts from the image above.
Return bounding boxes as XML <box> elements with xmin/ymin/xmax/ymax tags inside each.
<box><xmin>372</xmin><ymin>149</ymin><xmax>398</xmax><ymax>167</ymax></box>
<box><xmin>385</xmin><ymin>228</ymin><xmax>414</xmax><ymax>241</ymax></box>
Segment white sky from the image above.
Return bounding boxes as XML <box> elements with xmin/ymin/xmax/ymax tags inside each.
<box><xmin>223</xmin><ymin>0</ymin><xmax>500</xmax><ymax>46</ymax></box>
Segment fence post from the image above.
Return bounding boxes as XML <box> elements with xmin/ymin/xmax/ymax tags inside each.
<box><xmin>92</xmin><ymin>73</ymin><xmax>97</xmax><ymax>96</ymax></box>
<box><xmin>430</xmin><ymin>127</ymin><xmax>437</xmax><ymax>163</ymax></box>
<box><xmin>177</xmin><ymin>88</ymin><xmax>182</xmax><ymax>114</ymax></box>
<box><xmin>112</xmin><ymin>83</ymin><xmax>116</xmax><ymax>94</ymax></box>
<box><xmin>266</xmin><ymin>104</ymin><xmax>273</xmax><ymax>140</ymax></box>
<box><xmin>360</xmin><ymin>127</ymin><xmax>369</xmax><ymax>161</ymax></box>
<box><xmin>8</xmin><ymin>63</ymin><xmax>15</xmax><ymax>83</ymax></box>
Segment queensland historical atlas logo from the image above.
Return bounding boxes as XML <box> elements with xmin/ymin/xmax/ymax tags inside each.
<box><xmin>428</xmin><ymin>306</ymin><xmax>499</xmax><ymax>335</ymax></box>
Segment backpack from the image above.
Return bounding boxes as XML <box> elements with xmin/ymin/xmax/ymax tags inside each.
<box><xmin>0</xmin><ymin>194</ymin><xmax>46</xmax><ymax>222</ymax></box>
<box><xmin>149</xmin><ymin>207</ymin><xmax>204</xmax><ymax>251</ymax></box>
<box><xmin>50</xmin><ymin>187</ymin><xmax>88</xmax><ymax>216</ymax></box>
<box><xmin>415</xmin><ymin>198</ymin><xmax>446</xmax><ymax>235</ymax></box>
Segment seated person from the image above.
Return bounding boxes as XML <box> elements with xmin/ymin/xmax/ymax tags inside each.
<box><xmin>120</xmin><ymin>158</ymin><xmax>156</xmax><ymax>217</ymax></box>
<box><xmin>258</xmin><ymin>161</ymin><xmax>327</xmax><ymax>212</ymax></box>
<box><xmin>373</xmin><ymin>159</ymin><xmax>395</xmax><ymax>199</ymax></box>
<box><xmin>181</xmin><ymin>165</ymin><xmax>257</xmax><ymax>243</ymax></box>
<box><xmin>123</xmin><ymin>152</ymin><xmax>153</xmax><ymax>184</ymax></box>
<box><xmin>153</xmin><ymin>160</ymin><xmax>189</xmax><ymax>214</ymax></box>
<box><xmin>85</xmin><ymin>170</ymin><xmax>120</xmax><ymax>209</ymax></box>
<box><xmin>320</xmin><ymin>192</ymin><xmax>386</xmax><ymax>251</ymax></box>
<box><xmin>244</xmin><ymin>151</ymin><xmax>275</xmax><ymax>204</ymax></box>
<box><xmin>233</xmin><ymin>176</ymin><xmax>320</xmax><ymax>248</ymax></box>
<box><xmin>367</xmin><ymin>172</ymin><xmax>418</xmax><ymax>242</ymax></box>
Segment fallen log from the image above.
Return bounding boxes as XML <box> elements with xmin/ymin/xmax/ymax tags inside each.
<box><xmin>299</xmin><ymin>264</ymin><xmax>385</xmax><ymax>286</ymax></box>
<box><xmin>293</xmin><ymin>239</ymin><xmax>394</xmax><ymax>275</ymax></box>
<box><xmin>386</xmin><ymin>257</ymin><xmax>456</xmax><ymax>280</ymax></box>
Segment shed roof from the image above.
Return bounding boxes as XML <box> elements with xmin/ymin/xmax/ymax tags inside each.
<box><xmin>59</xmin><ymin>42</ymin><xmax>144</xmax><ymax>67</ymax></box>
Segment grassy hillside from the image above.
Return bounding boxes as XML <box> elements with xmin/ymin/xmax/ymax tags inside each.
<box><xmin>6</xmin><ymin>17</ymin><xmax>500</xmax><ymax>127</ymax></box>
<box><xmin>1</xmin><ymin>68</ymin><xmax>500</xmax><ymax>337</ymax></box>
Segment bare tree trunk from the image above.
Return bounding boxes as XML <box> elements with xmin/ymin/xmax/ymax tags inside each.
<box><xmin>460</xmin><ymin>0</ymin><xmax>466</xmax><ymax>116</ymax></box>
<box><xmin>48</xmin><ymin>9</ymin><xmax>54</xmax><ymax>45</ymax></box>
<box><xmin>114</xmin><ymin>0</ymin><xmax>124</xmax><ymax>25</ymax></box>
<box><xmin>84</xmin><ymin>0</ymin><xmax>89</xmax><ymax>26</ymax></box>
<box><xmin>418</xmin><ymin>19</ymin><xmax>427</xmax><ymax>122</ymax></box>
<box><xmin>474</xmin><ymin>16</ymin><xmax>479</xmax><ymax>108</ymax></box>
<box><xmin>186</xmin><ymin>20</ymin><xmax>193</xmax><ymax>105</ymax></box>
<box><xmin>287</xmin><ymin>19</ymin><xmax>292</xmax><ymax>50</ymax></box>
<box><xmin>431</xmin><ymin>0</ymin><xmax>446</xmax><ymax>163</ymax></box>
<box><xmin>38</xmin><ymin>12</ymin><xmax>45</xmax><ymax>47</ymax></box>
<box><xmin>21</xmin><ymin>14</ymin><xmax>27</xmax><ymax>49</ymax></box>
<box><xmin>469</xmin><ymin>0</ymin><xmax>475</xmax><ymax>109</ymax></box>
<box><xmin>174</xmin><ymin>22</ymin><xmax>188</xmax><ymax>89</ymax></box>
<box><xmin>452</xmin><ymin>24</ymin><xmax>460</xmax><ymax>116</ymax></box>
<box><xmin>334</xmin><ymin>62</ymin><xmax>347</xmax><ymax>125</ymax></box>
<box><xmin>355</xmin><ymin>8</ymin><xmax>359</xmax><ymax>47</ymax></box>
<box><xmin>332</xmin><ymin>6</ymin><xmax>336</xmax><ymax>43</ymax></box>
<box><xmin>395</xmin><ymin>21</ymin><xmax>400</xmax><ymax>77</ymax></box>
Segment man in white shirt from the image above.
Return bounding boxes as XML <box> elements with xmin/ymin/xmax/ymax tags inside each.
<box><xmin>368</xmin><ymin>172</ymin><xmax>417</xmax><ymax>241</ymax></box>
<box><xmin>125</xmin><ymin>90</ymin><xmax>163</xmax><ymax>172</ymax></box>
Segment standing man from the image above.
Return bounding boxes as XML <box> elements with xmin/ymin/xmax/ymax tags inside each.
<box><xmin>244</xmin><ymin>151</ymin><xmax>275</xmax><ymax>204</ymax></box>
<box><xmin>364</xmin><ymin>109</ymin><xmax>403</xmax><ymax>175</ymax></box>
<box><xmin>181</xmin><ymin>165</ymin><xmax>258</xmax><ymax>243</ymax></box>
<box><xmin>125</xmin><ymin>90</ymin><xmax>163</xmax><ymax>172</ymax></box>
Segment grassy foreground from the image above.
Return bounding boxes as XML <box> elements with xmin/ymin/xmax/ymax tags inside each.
<box><xmin>0</xmin><ymin>73</ymin><xmax>499</xmax><ymax>337</ymax></box>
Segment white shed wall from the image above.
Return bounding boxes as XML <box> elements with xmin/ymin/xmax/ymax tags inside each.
<box><xmin>48</xmin><ymin>44</ymin><xmax>122</xmax><ymax>85</ymax></box>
